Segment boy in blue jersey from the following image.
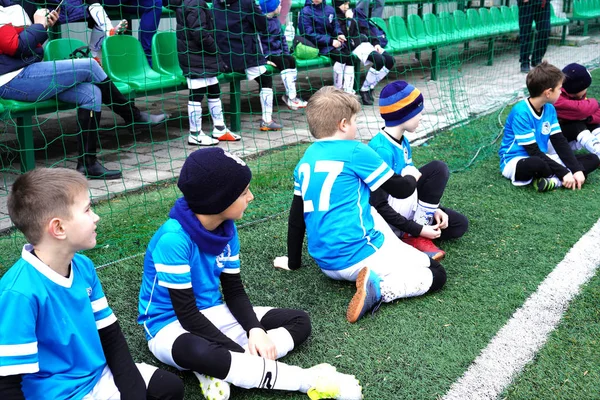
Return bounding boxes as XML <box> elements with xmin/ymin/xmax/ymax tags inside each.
<box><xmin>498</xmin><ymin>62</ymin><xmax>599</xmax><ymax>192</ymax></box>
<box><xmin>0</xmin><ymin>168</ymin><xmax>184</xmax><ymax>400</ymax></box>
<box><xmin>138</xmin><ymin>148</ymin><xmax>362</xmax><ymax>400</ymax></box>
<box><xmin>368</xmin><ymin>81</ymin><xmax>468</xmax><ymax>261</ymax></box>
<box><xmin>274</xmin><ymin>86</ymin><xmax>447</xmax><ymax>323</ymax></box>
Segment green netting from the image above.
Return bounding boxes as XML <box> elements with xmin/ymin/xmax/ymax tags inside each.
<box><xmin>1</xmin><ymin>0</ymin><xmax>600</xmax><ymax>272</ymax></box>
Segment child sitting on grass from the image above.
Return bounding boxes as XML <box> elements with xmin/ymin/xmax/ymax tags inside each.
<box><xmin>0</xmin><ymin>168</ymin><xmax>184</xmax><ymax>399</ymax></box>
<box><xmin>274</xmin><ymin>86</ymin><xmax>447</xmax><ymax>324</ymax></box>
<box><xmin>498</xmin><ymin>62</ymin><xmax>599</xmax><ymax>192</ymax></box>
<box><xmin>138</xmin><ymin>148</ymin><xmax>362</xmax><ymax>400</ymax></box>
<box><xmin>368</xmin><ymin>81</ymin><xmax>468</xmax><ymax>261</ymax></box>
<box><xmin>553</xmin><ymin>63</ymin><xmax>600</xmax><ymax>159</ymax></box>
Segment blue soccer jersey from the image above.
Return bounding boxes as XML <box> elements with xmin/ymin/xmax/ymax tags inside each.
<box><xmin>294</xmin><ymin>140</ymin><xmax>393</xmax><ymax>271</ymax></box>
<box><xmin>138</xmin><ymin>218</ymin><xmax>241</xmax><ymax>340</ymax></box>
<box><xmin>498</xmin><ymin>99</ymin><xmax>562</xmax><ymax>171</ymax></box>
<box><xmin>368</xmin><ymin>130</ymin><xmax>413</xmax><ymax>175</ymax></box>
<box><xmin>0</xmin><ymin>245</ymin><xmax>115</xmax><ymax>399</ymax></box>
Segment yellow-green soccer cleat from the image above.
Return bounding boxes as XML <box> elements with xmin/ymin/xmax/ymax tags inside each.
<box><xmin>306</xmin><ymin>363</ymin><xmax>363</xmax><ymax>400</ymax></box>
<box><xmin>193</xmin><ymin>371</ymin><xmax>231</xmax><ymax>400</ymax></box>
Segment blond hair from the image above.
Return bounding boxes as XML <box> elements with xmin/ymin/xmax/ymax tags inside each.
<box><xmin>526</xmin><ymin>61</ymin><xmax>564</xmax><ymax>98</ymax></box>
<box><xmin>305</xmin><ymin>86</ymin><xmax>361</xmax><ymax>139</ymax></box>
<box><xmin>7</xmin><ymin>168</ymin><xmax>88</xmax><ymax>245</ymax></box>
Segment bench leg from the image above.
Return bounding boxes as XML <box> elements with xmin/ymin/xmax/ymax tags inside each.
<box><xmin>229</xmin><ymin>79</ymin><xmax>242</xmax><ymax>133</ymax></box>
<box><xmin>487</xmin><ymin>39</ymin><xmax>495</xmax><ymax>66</ymax></box>
<box><xmin>430</xmin><ymin>48</ymin><xmax>438</xmax><ymax>81</ymax></box>
<box><xmin>561</xmin><ymin>25</ymin><xmax>567</xmax><ymax>45</ymax></box>
<box><xmin>583</xmin><ymin>21</ymin><xmax>588</xmax><ymax>36</ymax></box>
<box><xmin>16</xmin><ymin>115</ymin><xmax>35</xmax><ymax>172</ymax></box>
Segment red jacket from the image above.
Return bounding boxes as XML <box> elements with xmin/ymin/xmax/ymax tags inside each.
<box><xmin>554</xmin><ymin>88</ymin><xmax>600</xmax><ymax>125</ymax></box>
<box><xmin>0</xmin><ymin>24</ymin><xmax>46</xmax><ymax>76</ymax></box>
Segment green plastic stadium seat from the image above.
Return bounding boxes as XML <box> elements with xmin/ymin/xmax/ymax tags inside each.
<box><xmin>500</xmin><ymin>6</ymin><xmax>519</xmax><ymax>32</ymax></box>
<box><xmin>490</xmin><ymin>7</ymin><xmax>513</xmax><ymax>34</ymax></box>
<box><xmin>151</xmin><ymin>31</ymin><xmax>186</xmax><ymax>83</ymax></box>
<box><xmin>423</xmin><ymin>13</ymin><xmax>457</xmax><ymax>44</ymax></box>
<box><xmin>467</xmin><ymin>8</ymin><xmax>495</xmax><ymax>36</ymax></box>
<box><xmin>369</xmin><ymin>17</ymin><xmax>403</xmax><ymax>53</ymax></box>
<box><xmin>387</xmin><ymin>16</ymin><xmax>419</xmax><ymax>52</ymax></box>
<box><xmin>407</xmin><ymin>14</ymin><xmax>439</xmax><ymax>47</ymax></box>
<box><xmin>453</xmin><ymin>10</ymin><xmax>477</xmax><ymax>40</ymax></box>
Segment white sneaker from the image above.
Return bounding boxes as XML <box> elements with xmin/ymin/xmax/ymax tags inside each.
<box><xmin>188</xmin><ymin>132</ymin><xmax>219</xmax><ymax>146</ymax></box>
<box><xmin>193</xmin><ymin>372</ymin><xmax>231</xmax><ymax>400</ymax></box>
<box><xmin>211</xmin><ymin>127</ymin><xmax>241</xmax><ymax>141</ymax></box>
<box><xmin>282</xmin><ymin>95</ymin><xmax>308</xmax><ymax>111</ymax></box>
<box><xmin>306</xmin><ymin>363</ymin><xmax>363</xmax><ymax>400</ymax></box>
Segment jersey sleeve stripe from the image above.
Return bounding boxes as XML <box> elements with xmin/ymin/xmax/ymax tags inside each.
<box><xmin>221</xmin><ymin>255</ymin><xmax>239</xmax><ymax>262</ymax></box>
<box><xmin>0</xmin><ymin>363</ymin><xmax>39</xmax><ymax>376</ymax></box>
<box><xmin>293</xmin><ymin>189</ymin><xmax>302</xmax><ymax>196</ymax></box>
<box><xmin>157</xmin><ymin>281</ymin><xmax>193</xmax><ymax>289</ymax></box>
<box><xmin>91</xmin><ymin>297</ymin><xmax>109</xmax><ymax>313</ymax></box>
<box><xmin>0</xmin><ymin>342</ymin><xmax>37</xmax><ymax>357</ymax></box>
<box><xmin>95</xmin><ymin>313</ymin><xmax>118</xmax><ymax>330</ymax></box>
<box><xmin>155</xmin><ymin>264</ymin><xmax>191</xmax><ymax>274</ymax></box>
<box><xmin>222</xmin><ymin>268</ymin><xmax>241</xmax><ymax>274</ymax></box>
<box><xmin>364</xmin><ymin>163</ymin><xmax>388</xmax><ymax>184</ymax></box>
<box><xmin>370</xmin><ymin>168</ymin><xmax>394</xmax><ymax>191</ymax></box>
<box><xmin>515</xmin><ymin>133</ymin><xmax>535</xmax><ymax>140</ymax></box>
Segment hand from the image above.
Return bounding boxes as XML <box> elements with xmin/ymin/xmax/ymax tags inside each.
<box><xmin>401</xmin><ymin>165</ymin><xmax>421</xmax><ymax>181</ymax></box>
<box><xmin>332</xmin><ymin>39</ymin><xmax>341</xmax><ymax>48</ymax></box>
<box><xmin>434</xmin><ymin>209</ymin><xmax>449</xmax><ymax>229</ymax></box>
<box><xmin>337</xmin><ymin>35</ymin><xmax>346</xmax><ymax>42</ymax></box>
<box><xmin>34</xmin><ymin>9</ymin><xmax>50</xmax><ymax>27</ymax></box>
<box><xmin>374</xmin><ymin>44</ymin><xmax>384</xmax><ymax>54</ymax></box>
<box><xmin>46</xmin><ymin>9</ymin><xmax>60</xmax><ymax>27</ymax></box>
<box><xmin>345</xmin><ymin>9</ymin><xmax>353</xmax><ymax>18</ymax></box>
<box><xmin>573</xmin><ymin>171</ymin><xmax>586</xmax><ymax>189</ymax></box>
<box><xmin>266</xmin><ymin>60</ymin><xmax>277</xmax><ymax>67</ymax></box>
<box><xmin>420</xmin><ymin>224</ymin><xmax>441</xmax><ymax>240</ymax></box>
<box><xmin>248</xmin><ymin>328</ymin><xmax>277</xmax><ymax>360</ymax></box>
<box><xmin>562</xmin><ymin>172</ymin><xmax>575</xmax><ymax>189</ymax></box>
<box><xmin>273</xmin><ymin>256</ymin><xmax>291</xmax><ymax>271</ymax></box>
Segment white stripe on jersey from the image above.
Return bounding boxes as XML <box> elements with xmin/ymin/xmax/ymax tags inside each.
<box><xmin>91</xmin><ymin>297</ymin><xmax>109</xmax><ymax>313</ymax></box>
<box><xmin>370</xmin><ymin>169</ymin><xmax>394</xmax><ymax>191</ymax></box>
<box><xmin>0</xmin><ymin>362</ymin><xmax>39</xmax><ymax>375</ymax></box>
<box><xmin>0</xmin><ymin>342</ymin><xmax>37</xmax><ymax>356</ymax></box>
<box><xmin>515</xmin><ymin>132</ymin><xmax>535</xmax><ymax>141</ymax></box>
<box><xmin>222</xmin><ymin>268</ymin><xmax>241</xmax><ymax>274</ymax></box>
<box><xmin>157</xmin><ymin>281</ymin><xmax>193</xmax><ymax>289</ymax></box>
<box><xmin>95</xmin><ymin>314</ymin><xmax>117</xmax><ymax>330</ymax></box>
<box><xmin>364</xmin><ymin>162</ymin><xmax>388</xmax><ymax>184</ymax></box>
<box><xmin>155</xmin><ymin>264</ymin><xmax>191</xmax><ymax>274</ymax></box>
<box><xmin>221</xmin><ymin>255</ymin><xmax>239</xmax><ymax>262</ymax></box>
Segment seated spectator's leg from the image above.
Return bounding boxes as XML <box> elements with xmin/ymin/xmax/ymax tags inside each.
<box><xmin>328</xmin><ymin>49</ymin><xmax>347</xmax><ymax>89</ymax></box>
<box><xmin>354</xmin><ymin>0</ymin><xmax>369</xmax><ymax>18</ymax></box>
<box><xmin>255</xmin><ymin>71</ymin><xmax>276</xmax><ymax>125</ymax></box>
<box><xmin>514</xmin><ymin>156</ymin><xmax>552</xmax><ymax>182</ymax></box>
<box><xmin>361</xmin><ymin>52</ymin><xmax>386</xmax><ymax>95</ymax></box>
<box><xmin>413</xmin><ymin>160</ymin><xmax>450</xmax><ymax>225</ymax></box>
<box><xmin>123</xmin><ymin>0</ymin><xmax>163</xmax><ymax>64</ymax></box>
<box><xmin>575</xmin><ymin>153</ymin><xmax>600</xmax><ymax>175</ymax></box>
<box><xmin>371</xmin><ymin>0</ymin><xmax>385</xmax><ymax>19</ymax></box>
<box><xmin>531</xmin><ymin>3</ymin><xmax>550</xmax><ymax>66</ymax></box>
<box><xmin>255</xmin><ymin>307</ymin><xmax>311</xmax><ymax>358</ymax></box>
<box><xmin>439</xmin><ymin>207</ymin><xmax>469</xmax><ymax>240</ymax></box>
<box><xmin>143</xmin><ymin>367</ymin><xmax>185</xmax><ymax>400</ymax></box>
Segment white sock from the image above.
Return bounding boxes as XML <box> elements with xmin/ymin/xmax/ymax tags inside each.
<box><xmin>342</xmin><ymin>65</ymin><xmax>355</xmax><ymax>94</ymax></box>
<box><xmin>592</xmin><ymin>127</ymin><xmax>600</xmax><ymax>137</ymax></box>
<box><xmin>188</xmin><ymin>100</ymin><xmax>202</xmax><ymax>133</ymax></box>
<box><xmin>260</xmin><ymin>88</ymin><xmax>273</xmax><ymax>123</ymax></box>
<box><xmin>225</xmin><ymin>351</ymin><xmax>311</xmax><ymax>392</ymax></box>
<box><xmin>333</xmin><ymin>62</ymin><xmax>344</xmax><ymax>89</ymax></box>
<box><xmin>207</xmin><ymin>97</ymin><xmax>225</xmax><ymax>129</ymax></box>
<box><xmin>550</xmin><ymin>175</ymin><xmax>562</xmax><ymax>188</ymax></box>
<box><xmin>379</xmin><ymin>268</ymin><xmax>434</xmax><ymax>302</ymax></box>
<box><xmin>361</xmin><ymin>67</ymin><xmax>378</xmax><ymax>92</ymax></box>
<box><xmin>577</xmin><ymin>129</ymin><xmax>600</xmax><ymax>156</ymax></box>
<box><xmin>89</xmin><ymin>26</ymin><xmax>105</xmax><ymax>58</ymax></box>
<box><xmin>88</xmin><ymin>3</ymin><xmax>113</xmax><ymax>34</ymax></box>
<box><xmin>413</xmin><ymin>200</ymin><xmax>438</xmax><ymax>226</ymax></box>
<box><xmin>266</xmin><ymin>327</ymin><xmax>295</xmax><ymax>359</ymax></box>
<box><xmin>372</xmin><ymin>66</ymin><xmax>390</xmax><ymax>88</ymax></box>
<box><xmin>281</xmin><ymin>68</ymin><xmax>297</xmax><ymax>100</ymax></box>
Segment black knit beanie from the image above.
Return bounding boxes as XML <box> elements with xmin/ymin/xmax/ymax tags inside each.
<box><xmin>562</xmin><ymin>63</ymin><xmax>592</xmax><ymax>94</ymax></box>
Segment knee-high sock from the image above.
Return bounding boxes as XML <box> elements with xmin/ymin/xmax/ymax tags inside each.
<box><xmin>281</xmin><ymin>68</ymin><xmax>298</xmax><ymax>99</ymax></box>
<box><xmin>578</xmin><ymin>129</ymin><xmax>600</xmax><ymax>156</ymax></box>
<box><xmin>207</xmin><ymin>97</ymin><xmax>225</xmax><ymax>129</ymax></box>
<box><xmin>342</xmin><ymin>65</ymin><xmax>355</xmax><ymax>94</ymax></box>
<box><xmin>88</xmin><ymin>3</ymin><xmax>113</xmax><ymax>33</ymax></box>
<box><xmin>333</xmin><ymin>62</ymin><xmax>344</xmax><ymax>89</ymax></box>
<box><xmin>89</xmin><ymin>26</ymin><xmax>105</xmax><ymax>58</ymax></box>
<box><xmin>188</xmin><ymin>101</ymin><xmax>203</xmax><ymax>133</ymax></box>
<box><xmin>361</xmin><ymin>67</ymin><xmax>379</xmax><ymax>92</ymax></box>
<box><xmin>260</xmin><ymin>88</ymin><xmax>273</xmax><ymax>123</ymax></box>
<box><xmin>379</xmin><ymin>268</ymin><xmax>434</xmax><ymax>302</ymax></box>
<box><xmin>413</xmin><ymin>200</ymin><xmax>438</xmax><ymax>226</ymax></box>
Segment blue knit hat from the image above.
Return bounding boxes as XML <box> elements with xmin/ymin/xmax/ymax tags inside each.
<box><xmin>562</xmin><ymin>63</ymin><xmax>592</xmax><ymax>94</ymax></box>
<box><xmin>178</xmin><ymin>148</ymin><xmax>252</xmax><ymax>215</ymax></box>
<box><xmin>259</xmin><ymin>0</ymin><xmax>281</xmax><ymax>14</ymax></box>
<box><xmin>379</xmin><ymin>81</ymin><xmax>424</xmax><ymax>127</ymax></box>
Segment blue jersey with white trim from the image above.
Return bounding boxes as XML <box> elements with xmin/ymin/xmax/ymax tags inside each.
<box><xmin>138</xmin><ymin>218</ymin><xmax>241</xmax><ymax>340</ymax></box>
<box><xmin>0</xmin><ymin>246</ymin><xmax>113</xmax><ymax>399</ymax></box>
<box><xmin>499</xmin><ymin>99</ymin><xmax>562</xmax><ymax>171</ymax></box>
<box><xmin>368</xmin><ymin>131</ymin><xmax>413</xmax><ymax>174</ymax></box>
<box><xmin>294</xmin><ymin>140</ymin><xmax>393</xmax><ymax>270</ymax></box>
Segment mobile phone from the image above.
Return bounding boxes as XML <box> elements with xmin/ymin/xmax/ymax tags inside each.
<box><xmin>47</xmin><ymin>0</ymin><xmax>65</xmax><ymax>15</ymax></box>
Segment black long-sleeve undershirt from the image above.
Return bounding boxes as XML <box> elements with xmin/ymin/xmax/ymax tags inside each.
<box><xmin>0</xmin><ymin>375</ymin><xmax>24</xmax><ymax>400</ymax></box>
<box><xmin>369</xmin><ymin>187</ymin><xmax>423</xmax><ymax>237</ymax></box>
<box><xmin>220</xmin><ymin>272</ymin><xmax>264</xmax><ymax>333</ymax></box>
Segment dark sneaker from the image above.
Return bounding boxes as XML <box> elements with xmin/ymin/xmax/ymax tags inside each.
<box><xmin>520</xmin><ymin>64</ymin><xmax>530</xmax><ymax>73</ymax></box>
<box><xmin>401</xmin><ymin>236</ymin><xmax>446</xmax><ymax>261</ymax></box>
<box><xmin>359</xmin><ymin>90</ymin><xmax>374</xmax><ymax>106</ymax></box>
<box><xmin>533</xmin><ymin>177</ymin><xmax>557</xmax><ymax>192</ymax></box>
<box><xmin>76</xmin><ymin>161</ymin><xmax>122</xmax><ymax>180</ymax></box>
<box><xmin>346</xmin><ymin>267</ymin><xmax>382</xmax><ymax>323</ymax></box>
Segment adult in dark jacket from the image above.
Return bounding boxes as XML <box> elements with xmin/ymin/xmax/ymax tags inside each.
<box><xmin>517</xmin><ymin>0</ymin><xmax>550</xmax><ymax>73</ymax></box>
<box><xmin>298</xmin><ymin>0</ymin><xmax>355</xmax><ymax>93</ymax></box>
<box><xmin>213</xmin><ymin>0</ymin><xmax>282</xmax><ymax>131</ymax></box>
<box><xmin>172</xmin><ymin>0</ymin><xmax>240</xmax><ymax>145</ymax></box>
<box><xmin>0</xmin><ymin>2</ymin><xmax>166</xmax><ymax>179</ymax></box>
<box><xmin>334</xmin><ymin>0</ymin><xmax>394</xmax><ymax>105</ymax></box>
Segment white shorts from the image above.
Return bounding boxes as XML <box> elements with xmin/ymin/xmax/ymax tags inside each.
<box><xmin>387</xmin><ymin>190</ymin><xmax>419</xmax><ymax>222</ymax></box>
<box><xmin>502</xmin><ymin>153</ymin><xmax>565</xmax><ymax>186</ymax></box>
<box><xmin>352</xmin><ymin>42</ymin><xmax>375</xmax><ymax>66</ymax></box>
<box><xmin>83</xmin><ymin>363</ymin><xmax>158</xmax><ymax>400</ymax></box>
<box><xmin>148</xmin><ymin>304</ymin><xmax>272</xmax><ymax>370</ymax></box>
<box><xmin>321</xmin><ymin>207</ymin><xmax>430</xmax><ymax>282</ymax></box>
<box><xmin>246</xmin><ymin>66</ymin><xmax>267</xmax><ymax>81</ymax></box>
<box><xmin>187</xmin><ymin>76</ymin><xmax>219</xmax><ymax>90</ymax></box>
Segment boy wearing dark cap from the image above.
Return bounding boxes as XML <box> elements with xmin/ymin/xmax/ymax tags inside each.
<box><xmin>138</xmin><ymin>148</ymin><xmax>362</xmax><ymax>400</ymax></box>
<box><xmin>554</xmin><ymin>63</ymin><xmax>600</xmax><ymax>159</ymax></box>
<box><xmin>368</xmin><ymin>81</ymin><xmax>468</xmax><ymax>261</ymax></box>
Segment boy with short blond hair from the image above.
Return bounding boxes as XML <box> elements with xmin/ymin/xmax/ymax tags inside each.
<box><xmin>0</xmin><ymin>168</ymin><xmax>184</xmax><ymax>399</ymax></box>
<box><xmin>499</xmin><ymin>62</ymin><xmax>599</xmax><ymax>192</ymax></box>
<box><xmin>275</xmin><ymin>86</ymin><xmax>447</xmax><ymax>324</ymax></box>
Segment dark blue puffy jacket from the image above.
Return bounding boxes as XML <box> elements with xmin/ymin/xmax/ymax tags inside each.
<box><xmin>298</xmin><ymin>0</ymin><xmax>342</xmax><ymax>55</ymax></box>
<box><xmin>259</xmin><ymin>17</ymin><xmax>289</xmax><ymax>57</ymax></box>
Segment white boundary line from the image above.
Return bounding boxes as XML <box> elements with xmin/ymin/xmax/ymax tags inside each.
<box><xmin>444</xmin><ymin>218</ymin><xmax>600</xmax><ymax>400</ymax></box>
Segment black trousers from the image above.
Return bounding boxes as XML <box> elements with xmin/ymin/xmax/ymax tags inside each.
<box><xmin>517</xmin><ymin>0</ymin><xmax>550</xmax><ymax>66</ymax></box>
<box><xmin>267</xmin><ymin>54</ymin><xmax>296</xmax><ymax>71</ymax></box>
<box><xmin>560</xmin><ymin>120</ymin><xmax>600</xmax><ymax>142</ymax></box>
<box><xmin>515</xmin><ymin>154</ymin><xmax>600</xmax><ymax>181</ymax></box>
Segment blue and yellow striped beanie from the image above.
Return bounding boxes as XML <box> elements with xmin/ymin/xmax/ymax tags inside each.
<box><xmin>379</xmin><ymin>81</ymin><xmax>424</xmax><ymax>127</ymax></box>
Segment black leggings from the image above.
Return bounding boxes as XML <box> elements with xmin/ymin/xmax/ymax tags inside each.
<box><xmin>171</xmin><ymin>308</ymin><xmax>311</xmax><ymax>380</ymax></box>
<box><xmin>189</xmin><ymin>82</ymin><xmax>221</xmax><ymax>102</ymax></box>
<box><xmin>147</xmin><ymin>369</ymin><xmax>185</xmax><ymax>400</ymax></box>
<box><xmin>267</xmin><ymin>54</ymin><xmax>296</xmax><ymax>71</ymax></box>
<box><xmin>366</xmin><ymin>51</ymin><xmax>394</xmax><ymax>71</ymax></box>
<box><xmin>327</xmin><ymin>48</ymin><xmax>359</xmax><ymax>67</ymax></box>
<box><xmin>515</xmin><ymin>154</ymin><xmax>600</xmax><ymax>182</ymax></box>
<box><xmin>560</xmin><ymin>120</ymin><xmax>600</xmax><ymax>142</ymax></box>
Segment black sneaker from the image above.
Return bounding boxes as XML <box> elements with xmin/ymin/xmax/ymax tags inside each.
<box><xmin>533</xmin><ymin>177</ymin><xmax>557</xmax><ymax>192</ymax></box>
<box><xmin>520</xmin><ymin>64</ymin><xmax>530</xmax><ymax>74</ymax></box>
